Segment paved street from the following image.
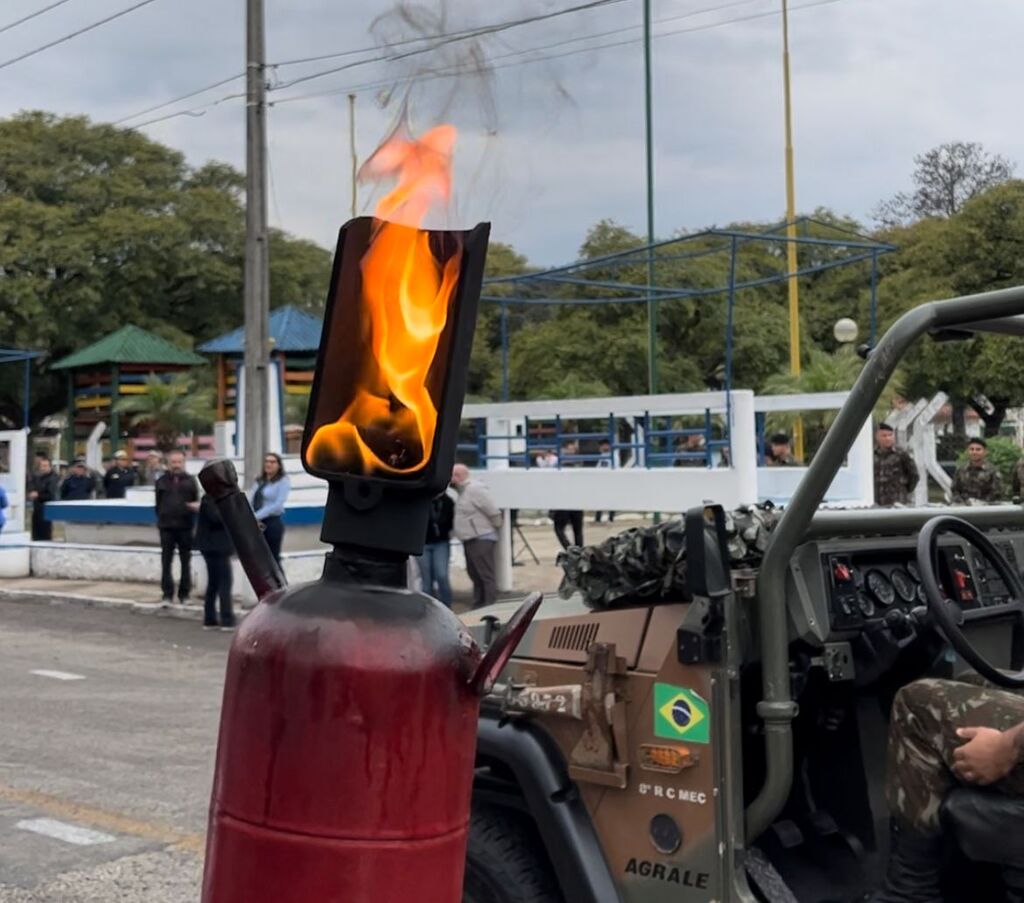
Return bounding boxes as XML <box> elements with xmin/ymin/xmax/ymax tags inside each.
<box><xmin>0</xmin><ymin>597</ymin><xmax>229</xmax><ymax>902</ymax></box>
<box><xmin>0</xmin><ymin>517</ymin><xmax>635</xmax><ymax>900</ymax></box>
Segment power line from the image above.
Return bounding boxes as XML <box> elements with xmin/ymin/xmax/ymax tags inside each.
<box><xmin>127</xmin><ymin>0</ymin><xmax>846</xmax><ymax>128</ymax></box>
<box><xmin>269</xmin><ymin>0</ymin><xmax>847</xmax><ymax>108</ymax></box>
<box><xmin>112</xmin><ymin>0</ymin><xmax>619</xmax><ymax>127</ymax></box>
<box><xmin>270</xmin><ymin>0</ymin><xmax>626</xmax><ymax>92</ymax></box>
<box><xmin>114</xmin><ymin>71</ymin><xmax>244</xmax><ymax>125</ymax></box>
<box><xmin>0</xmin><ymin>0</ymin><xmax>160</xmax><ymax>72</ymax></box>
<box><xmin>128</xmin><ymin>89</ymin><xmax>246</xmax><ymax>129</ymax></box>
<box><xmin>0</xmin><ymin>0</ymin><xmax>76</xmax><ymax>36</ymax></box>
<box><xmin>271</xmin><ymin>0</ymin><xmax>625</xmax><ymax>70</ymax></box>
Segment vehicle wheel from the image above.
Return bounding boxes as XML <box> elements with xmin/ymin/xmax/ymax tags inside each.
<box><xmin>463</xmin><ymin>804</ymin><xmax>563</xmax><ymax>903</ymax></box>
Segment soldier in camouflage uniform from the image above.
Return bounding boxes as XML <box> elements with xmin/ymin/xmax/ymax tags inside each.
<box><xmin>1011</xmin><ymin>456</ymin><xmax>1024</xmax><ymax>500</ymax></box>
<box><xmin>767</xmin><ymin>432</ymin><xmax>798</xmax><ymax>466</ymax></box>
<box><xmin>873</xmin><ymin>422</ymin><xmax>919</xmax><ymax>506</ymax></box>
<box><xmin>950</xmin><ymin>437</ymin><xmax>1003</xmax><ymax>504</ymax></box>
<box><xmin>872</xmin><ymin>676</ymin><xmax>1024</xmax><ymax>901</ymax></box>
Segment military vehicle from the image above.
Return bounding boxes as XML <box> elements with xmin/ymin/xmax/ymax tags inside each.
<box><xmin>458</xmin><ymin>287</ymin><xmax>1024</xmax><ymax>903</ymax></box>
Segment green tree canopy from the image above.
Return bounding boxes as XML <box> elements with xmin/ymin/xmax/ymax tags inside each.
<box><xmin>0</xmin><ymin>111</ymin><xmax>331</xmax><ymax>428</ymax></box>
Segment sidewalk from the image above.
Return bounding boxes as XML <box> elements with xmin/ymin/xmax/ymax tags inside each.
<box><xmin>0</xmin><ymin>578</ymin><xmax>207</xmax><ymax>619</ymax></box>
<box><xmin>0</xmin><ymin>517</ymin><xmax>644</xmax><ymax>615</ymax></box>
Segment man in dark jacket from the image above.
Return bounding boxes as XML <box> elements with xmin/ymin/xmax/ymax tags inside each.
<box><xmin>103</xmin><ymin>450</ymin><xmax>136</xmax><ymax>499</ymax></box>
<box><xmin>194</xmin><ymin>494</ymin><xmax>235</xmax><ymax>628</ymax></box>
<box><xmin>155</xmin><ymin>450</ymin><xmax>200</xmax><ymax>604</ymax></box>
<box><xmin>416</xmin><ymin>489</ymin><xmax>455</xmax><ymax>606</ymax></box>
<box><xmin>28</xmin><ymin>455</ymin><xmax>60</xmax><ymax>540</ymax></box>
<box><xmin>60</xmin><ymin>459</ymin><xmax>95</xmax><ymax>500</ymax></box>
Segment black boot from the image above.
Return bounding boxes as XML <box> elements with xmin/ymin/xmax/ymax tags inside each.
<box><xmin>868</xmin><ymin>821</ymin><xmax>943</xmax><ymax>903</ymax></box>
<box><xmin>1004</xmin><ymin>867</ymin><xmax>1024</xmax><ymax>903</ymax></box>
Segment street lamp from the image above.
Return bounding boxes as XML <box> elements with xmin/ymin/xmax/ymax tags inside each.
<box><xmin>834</xmin><ymin>317</ymin><xmax>858</xmax><ymax>344</ymax></box>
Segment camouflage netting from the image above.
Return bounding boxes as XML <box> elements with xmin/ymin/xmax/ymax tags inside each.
<box><xmin>557</xmin><ymin>503</ymin><xmax>781</xmax><ymax>609</ymax></box>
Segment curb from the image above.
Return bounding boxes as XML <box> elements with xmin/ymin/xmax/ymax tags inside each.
<box><xmin>0</xmin><ymin>588</ymin><xmax>208</xmax><ymax>621</ymax></box>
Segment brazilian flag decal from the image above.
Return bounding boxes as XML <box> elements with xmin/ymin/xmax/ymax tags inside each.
<box><xmin>653</xmin><ymin>684</ymin><xmax>710</xmax><ymax>744</ymax></box>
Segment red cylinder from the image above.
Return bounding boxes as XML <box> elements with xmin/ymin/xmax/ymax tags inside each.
<box><xmin>201</xmin><ymin>564</ymin><xmax>482</xmax><ymax>903</ymax></box>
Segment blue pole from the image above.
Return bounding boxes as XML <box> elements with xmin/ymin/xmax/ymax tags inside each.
<box><xmin>23</xmin><ymin>357</ymin><xmax>30</xmax><ymax>429</ymax></box>
<box><xmin>869</xmin><ymin>251</ymin><xmax>879</xmax><ymax>347</ymax></box>
<box><xmin>500</xmin><ymin>303</ymin><xmax>509</xmax><ymax>401</ymax></box>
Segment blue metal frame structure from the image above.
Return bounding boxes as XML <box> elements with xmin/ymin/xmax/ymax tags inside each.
<box><xmin>0</xmin><ymin>348</ymin><xmax>43</xmax><ymax>428</ymax></box>
<box><xmin>456</xmin><ymin>219</ymin><xmax>895</xmax><ymax>471</ymax></box>
<box><xmin>482</xmin><ymin>217</ymin><xmax>896</xmax><ymax>402</ymax></box>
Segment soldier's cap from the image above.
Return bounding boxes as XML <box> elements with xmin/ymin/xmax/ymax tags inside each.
<box><xmin>769</xmin><ymin>432</ymin><xmax>790</xmax><ymax>446</ymax></box>
<box><xmin>114</xmin><ymin>450</ymin><xmax>128</xmax><ymax>459</ymax></box>
<box><xmin>877</xmin><ymin>422</ymin><xmax>894</xmax><ymax>432</ymax></box>
<box><xmin>968</xmin><ymin>437</ymin><xmax>987</xmax><ymax>448</ymax></box>
<box><xmin>72</xmin><ymin>457</ymin><xmax>86</xmax><ymax>466</ymax></box>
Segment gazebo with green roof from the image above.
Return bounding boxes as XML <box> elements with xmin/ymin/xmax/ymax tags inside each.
<box><xmin>51</xmin><ymin>325</ymin><xmax>206</xmax><ymax>458</ymax></box>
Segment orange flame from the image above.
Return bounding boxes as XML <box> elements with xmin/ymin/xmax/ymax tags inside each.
<box><xmin>306</xmin><ymin>124</ymin><xmax>463</xmax><ymax>475</ymax></box>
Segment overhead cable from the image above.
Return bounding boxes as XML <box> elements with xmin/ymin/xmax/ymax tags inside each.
<box><xmin>0</xmin><ymin>0</ymin><xmax>76</xmax><ymax>37</ymax></box>
<box><xmin>270</xmin><ymin>0</ymin><xmax>627</xmax><ymax>92</ymax></box>
<box><xmin>0</xmin><ymin>0</ymin><xmax>160</xmax><ymax>72</ymax></box>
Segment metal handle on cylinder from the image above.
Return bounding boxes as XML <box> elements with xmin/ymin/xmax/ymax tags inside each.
<box><xmin>199</xmin><ymin>459</ymin><xmax>287</xmax><ymax>600</ymax></box>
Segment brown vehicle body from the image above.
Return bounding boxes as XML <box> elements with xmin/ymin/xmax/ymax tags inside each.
<box><xmin>458</xmin><ymin>286</ymin><xmax>1024</xmax><ymax>903</ymax></box>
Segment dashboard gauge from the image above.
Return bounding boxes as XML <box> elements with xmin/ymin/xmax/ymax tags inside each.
<box><xmin>906</xmin><ymin>561</ymin><xmax>920</xmax><ymax>582</ymax></box>
<box><xmin>916</xmin><ymin>583</ymin><xmax>927</xmax><ymax>604</ymax></box>
<box><xmin>865</xmin><ymin>569</ymin><xmax>895</xmax><ymax>608</ymax></box>
<box><xmin>891</xmin><ymin>568</ymin><xmax>916</xmax><ymax>604</ymax></box>
<box><xmin>857</xmin><ymin>591</ymin><xmax>876</xmax><ymax>618</ymax></box>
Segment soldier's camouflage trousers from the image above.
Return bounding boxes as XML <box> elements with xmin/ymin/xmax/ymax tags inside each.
<box><xmin>887</xmin><ymin>676</ymin><xmax>1024</xmax><ymax>834</ymax></box>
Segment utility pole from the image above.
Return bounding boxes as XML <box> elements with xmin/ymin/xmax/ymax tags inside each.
<box><xmin>349</xmin><ymin>93</ymin><xmax>358</xmax><ymax>217</ymax></box>
<box><xmin>643</xmin><ymin>0</ymin><xmax>657</xmax><ymax>395</ymax></box>
<box><xmin>781</xmin><ymin>0</ymin><xmax>803</xmax><ymax>459</ymax></box>
<box><xmin>244</xmin><ymin>0</ymin><xmax>270</xmax><ymax>484</ymax></box>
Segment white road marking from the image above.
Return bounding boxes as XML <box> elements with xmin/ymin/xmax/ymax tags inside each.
<box><xmin>29</xmin><ymin>669</ymin><xmax>85</xmax><ymax>681</ymax></box>
<box><xmin>15</xmin><ymin>818</ymin><xmax>116</xmax><ymax>846</ymax></box>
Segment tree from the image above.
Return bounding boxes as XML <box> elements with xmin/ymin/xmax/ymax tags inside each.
<box><xmin>875</xmin><ymin>141</ymin><xmax>1014</xmax><ymax>227</ymax></box>
<box><xmin>0</xmin><ymin>112</ymin><xmax>332</xmax><ymax>428</ymax></box>
<box><xmin>878</xmin><ymin>181</ymin><xmax>1024</xmax><ymax>435</ymax></box>
<box><xmin>115</xmin><ymin>373</ymin><xmax>214</xmax><ymax>452</ymax></box>
<box><xmin>762</xmin><ymin>346</ymin><xmax>899</xmax><ymax>450</ymax></box>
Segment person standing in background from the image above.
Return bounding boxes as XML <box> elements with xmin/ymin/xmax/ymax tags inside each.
<box><xmin>451</xmin><ymin>463</ymin><xmax>502</xmax><ymax>609</ymax></box>
<box><xmin>767</xmin><ymin>433</ymin><xmax>798</xmax><ymax>466</ymax></box>
<box><xmin>195</xmin><ymin>493</ymin><xmax>236</xmax><ymax>629</ymax></box>
<box><xmin>951</xmin><ymin>438</ymin><xmax>1003</xmax><ymax>504</ymax></box>
<box><xmin>28</xmin><ymin>455</ymin><xmax>60</xmax><ymax>540</ymax></box>
<box><xmin>594</xmin><ymin>439</ymin><xmax>615</xmax><ymax>524</ymax></box>
<box><xmin>155</xmin><ymin>451</ymin><xmax>200</xmax><ymax>604</ymax></box>
<box><xmin>551</xmin><ymin>440</ymin><xmax>584</xmax><ymax>549</ymax></box>
<box><xmin>60</xmin><ymin>458</ymin><xmax>95</xmax><ymax>500</ymax></box>
<box><xmin>103</xmin><ymin>450</ymin><xmax>136</xmax><ymax>499</ymax></box>
<box><xmin>873</xmin><ymin>422</ymin><xmax>919</xmax><ymax>506</ymax></box>
<box><xmin>140</xmin><ymin>451</ymin><xmax>165</xmax><ymax>486</ymax></box>
<box><xmin>248</xmin><ymin>452</ymin><xmax>291</xmax><ymax>567</ymax></box>
<box><xmin>417</xmin><ymin>488</ymin><xmax>455</xmax><ymax>606</ymax></box>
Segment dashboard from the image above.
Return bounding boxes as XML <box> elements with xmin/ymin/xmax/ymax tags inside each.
<box><xmin>785</xmin><ymin>529</ymin><xmax>1024</xmax><ymax>646</ymax></box>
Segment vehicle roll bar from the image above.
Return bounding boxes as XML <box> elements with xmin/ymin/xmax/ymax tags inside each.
<box><xmin>746</xmin><ymin>284</ymin><xmax>1024</xmax><ymax>841</ymax></box>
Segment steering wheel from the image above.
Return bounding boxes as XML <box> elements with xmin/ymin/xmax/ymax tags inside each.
<box><xmin>916</xmin><ymin>516</ymin><xmax>1024</xmax><ymax>688</ymax></box>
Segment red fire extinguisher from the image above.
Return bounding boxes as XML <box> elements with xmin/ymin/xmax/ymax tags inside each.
<box><xmin>199</xmin><ymin>218</ymin><xmax>540</xmax><ymax>903</ymax></box>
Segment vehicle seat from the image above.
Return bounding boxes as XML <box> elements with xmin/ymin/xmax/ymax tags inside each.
<box><xmin>940</xmin><ymin>787</ymin><xmax>1024</xmax><ymax>864</ymax></box>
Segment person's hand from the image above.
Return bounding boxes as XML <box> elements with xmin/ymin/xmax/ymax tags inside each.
<box><xmin>28</xmin><ymin>491</ymin><xmax>38</xmax><ymax>500</ymax></box>
<box><xmin>953</xmin><ymin>727</ymin><xmax>1018</xmax><ymax>784</ymax></box>
<box><xmin>186</xmin><ymin>501</ymin><xmax>200</xmax><ymax>512</ymax></box>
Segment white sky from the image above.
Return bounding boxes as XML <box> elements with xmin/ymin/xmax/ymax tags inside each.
<box><xmin>1</xmin><ymin>0</ymin><xmax>1022</xmax><ymax>265</ymax></box>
